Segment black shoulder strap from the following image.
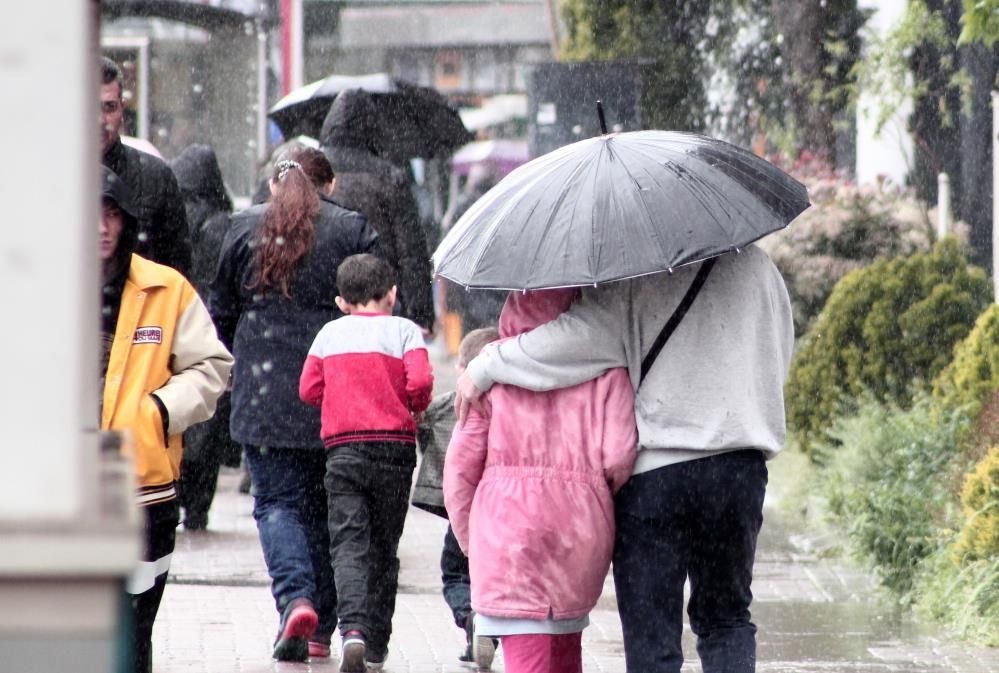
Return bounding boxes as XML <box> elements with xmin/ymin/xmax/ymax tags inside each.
<box><xmin>639</xmin><ymin>258</ymin><xmax>717</xmax><ymax>384</ymax></box>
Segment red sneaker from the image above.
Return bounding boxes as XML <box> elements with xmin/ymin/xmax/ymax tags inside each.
<box><xmin>272</xmin><ymin>598</ymin><xmax>318</xmax><ymax>662</ymax></box>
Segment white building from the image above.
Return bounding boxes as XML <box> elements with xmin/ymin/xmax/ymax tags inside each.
<box><xmin>855</xmin><ymin>0</ymin><xmax>915</xmax><ymax>186</ymax></box>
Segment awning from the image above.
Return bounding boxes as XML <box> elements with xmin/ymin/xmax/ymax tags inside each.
<box><xmin>101</xmin><ymin>0</ymin><xmax>275</xmax><ymax>30</ymax></box>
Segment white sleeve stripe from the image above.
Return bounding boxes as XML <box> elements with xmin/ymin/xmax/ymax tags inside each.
<box><xmin>125</xmin><ymin>552</ymin><xmax>173</xmax><ymax>595</ymax></box>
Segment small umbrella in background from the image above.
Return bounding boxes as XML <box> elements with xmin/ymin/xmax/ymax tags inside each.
<box><xmin>451</xmin><ymin>139</ymin><xmax>529</xmax><ymax>179</ymax></box>
<box><xmin>433</xmin><ymin>129</ymin><xmax>810</xmax><ymax>290</ymax></box>
<box><xmin>268</xmin><ymin>72</ymin><xmax>398</xmax><ymax>139</ymax></box>
<box><xmin>319</xmin><ymin>87</ymin><xmax>472</xmax><ymax>174</ymax></box>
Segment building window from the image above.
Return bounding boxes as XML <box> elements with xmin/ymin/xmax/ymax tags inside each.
<box><xmin>435</xmin><ymin>50</ymin><xmax>462</xmax><ymax>91</ymax></box>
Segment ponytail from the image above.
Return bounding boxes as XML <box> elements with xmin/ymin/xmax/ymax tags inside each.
<box><xmin>250</xmin><ymin>151</ymin><xmax>329</xmax><ymax>296</ymax></box>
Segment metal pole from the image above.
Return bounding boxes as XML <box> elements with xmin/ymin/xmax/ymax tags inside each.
<box><xmin>993</xmin><ymin>91</ymin><xmax>999</xmax><ymax>302</ymax></box>
<box><xmin>937</xmin><ymin>172</ymin><xmax>951</xmax><ymax>240</ymax></box>
<box><xmin>257</xmin><ymin>26</ymin><xmax>268</xmax><ymax>165</ymax></box>
<box><xmin>291</xmin><ymin>0</ymin><xmax>304</xmax><ymax>90</ymax></box>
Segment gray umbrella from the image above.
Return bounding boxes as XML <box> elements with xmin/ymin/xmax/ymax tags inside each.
<box><xmin>433</xmin><ymin>130</ymin><xmax>810</xmax><ymax>290</ymax></box>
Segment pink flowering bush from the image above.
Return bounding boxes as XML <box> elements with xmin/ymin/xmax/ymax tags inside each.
<box><xmin>757</xmin><ymin>153</ymin><xmax>956</xmax><ymax>335</ymax></box>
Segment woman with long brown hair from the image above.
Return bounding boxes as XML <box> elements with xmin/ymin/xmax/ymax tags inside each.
<box><xmin>210</xmin><ymin>147</ymin><xmax>380</xmax><ymax>662</ymax></box>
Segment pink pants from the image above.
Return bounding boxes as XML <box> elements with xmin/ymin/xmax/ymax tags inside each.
<box><xmin>500</xmin><ymin>632</ymin><xmax>583</xmax><ymax>673</ymax></box>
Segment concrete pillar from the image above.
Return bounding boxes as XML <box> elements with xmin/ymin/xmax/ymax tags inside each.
<box><xmin>0</xmin><ymin>2</ymin><xmax>139</xmax><ymax>670</ymax></box>
<box><xmin>937</xmin><ymin>172</ymin><xmax>952</xmax><ymax>239</ymax></box>
<box><xmin>993</xmin><ymin>91</ymin><xmax>999</xmax><ymax>302</ymax></box>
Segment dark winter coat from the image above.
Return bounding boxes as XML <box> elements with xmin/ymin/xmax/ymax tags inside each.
<box><xmin>208</xmin><ymin>196</ymin><xmax>380</xmax><ymax>448</ymax></box>
<box><xmin>102</xmin><ymin>137</ymin><xmax>191</xmax><ymax>274</ymax></box>
<box><xmin>169</xmin><ymin>144</ymin><xmax>233</xmax><ymax>296</ymax></box>
<box><xmin>170</xmin><ymin>144</ymin><xmax>239</xmax><ymax>466</ymax></box>
<box><xmin>412</xmin><ymin>391</ymin><xmax>457</xmax><ymax>519</ymax></box>
<box><xmin>332</xmin><ymin>169</ymin><xmax>435</xmax><ymax>330</ymax></box>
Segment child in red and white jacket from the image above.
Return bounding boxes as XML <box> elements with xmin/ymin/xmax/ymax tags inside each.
<box><xmin>299</xmin><ymin>253</ymin><xmax>433</xmax><ymax>671</ymax></box>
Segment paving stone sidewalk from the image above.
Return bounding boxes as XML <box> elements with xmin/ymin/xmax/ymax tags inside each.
<box><xmin>156</xmin><ymin>341</ymin><xmax>999</xmax><ymax>673</ymax></box>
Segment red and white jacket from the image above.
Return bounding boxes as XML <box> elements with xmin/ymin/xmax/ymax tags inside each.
<box><xmin>299</xmin><ymin>312</ymin><xmax>433</xmax><ymax>447</ymax></box>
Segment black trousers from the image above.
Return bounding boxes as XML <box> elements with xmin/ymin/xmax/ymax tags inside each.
<box><xmin>325</xmin><ymin>442</ymin><xmax>415</xmax><ymax>659</ymax></box>
<box><xmin>612</xmin><ymin>450</ymin><xmax>767</xmax><ymax>673</ymax></box>
<box><xmin>178</xmin><ymin>392</ymin><xmax>239</xmax><ymax>527</ymax></box>
<box><xmin>127</xmin><ymin>499</ymin><xmax>179</xmax><ymax>673</ymax></box>
<box><xmin>177</xmin><ymin>453</ymin><xmax>220</xmax><ymax>528</ymax></box>
<box><xmin>441</xmin><ymin>524</ymin><xmax>472</xmax><ymax>627</ymax></box>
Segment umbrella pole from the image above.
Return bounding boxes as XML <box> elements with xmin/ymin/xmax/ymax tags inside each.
<box><xmin>596</xmin><ymin>100</ymin><xmax>608</xmax><ymax>135</ymax></box>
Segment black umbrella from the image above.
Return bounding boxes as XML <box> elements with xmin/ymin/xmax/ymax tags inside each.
<box><xmin>432</xmin><ymin>130</ymin><xmax>810</xmax><ymax>290</ymax></box>
<box><xmin>318</xmin><ymin>86</ymin><xmax>472</xmax><ymax>173</ymax></box>
<box><xmin>267</xmin><ymin>72</ymin><xmax>398</xmax><ymax>139</ymax></box>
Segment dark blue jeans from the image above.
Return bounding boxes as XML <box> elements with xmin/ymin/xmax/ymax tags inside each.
<box><xmin>441</xmin><ymin>524</ymin><xmax>471</xmax><ymax>627</ymax></box>
<box><xmin>612</xmin><ymin>449</ymin><xmax>767</xmax><ymax>673</ymax></box>
<box><xmin>326</xmin><ymin>442</ymin><xmax>415</xmax><ymax>659</ymax></box>
<box><xmin>244</xmin><ymin>445</ymin><xmax>337</xmax><ymax>637</ymax></box>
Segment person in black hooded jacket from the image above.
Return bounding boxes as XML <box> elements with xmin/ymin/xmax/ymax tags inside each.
<box><xmin>170</xmin><ymin>143</ymin><xmax>241</xmax><ymax>530</ymax></box>
<box><xmin>318</xmin><ymin>90</ymin><xmax>435</xmax><ymax>331</ymax></box>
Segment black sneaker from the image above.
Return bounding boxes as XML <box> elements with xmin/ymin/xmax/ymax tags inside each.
<box><xmin>458</xmin><ymin>611</ymin><xmax>474</xmax><ymax>663</ymax></box>
<box><xmin>365</xmin><ymin>648</ymin><xmax>387</xmax><ymax>670</ymax></box>
<box><xmin>340</xmin><ymin>630</ymin><xmax>366</xmax><ymax>672</ymax></box>
<box><xmin>272</xmin><ymin>597</ymin><xmax>318</xmax><ymax>662</ymax></box>
<box><xmin>182</xmin><ymin>512</ymin><xmax>208</xmax><ymax>531</ymax></box>
<box><xmin>309</xmin><ymin>633</ymin><xmax>332</xmax><ymax>658</ymax></box>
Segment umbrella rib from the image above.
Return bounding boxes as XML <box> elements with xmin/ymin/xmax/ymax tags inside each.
<box><xmin>463</xmin><ymin>139</ymin><xmax>600</xmax><ymax>288</ymax></box>
<box><xmin>639</xmin><ymin>142</ymin><xmax>769</xmax><ymax>255</ymax></box>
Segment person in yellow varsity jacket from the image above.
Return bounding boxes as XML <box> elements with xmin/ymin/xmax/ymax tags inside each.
<box><xmin>99</xmin><ymin>165</ymin><xmax>233</xmax><ymax>673</ymax></box>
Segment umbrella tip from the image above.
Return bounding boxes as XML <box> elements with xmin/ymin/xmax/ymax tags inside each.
<box><xmin>596</xmin><ymin>100</ymin><xmax>608</xmax><ymax>135</ymax></box>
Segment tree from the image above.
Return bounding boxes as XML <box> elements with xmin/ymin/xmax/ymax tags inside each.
<box><xmin>560</xmin><ymin>0</ymin><xmax>713</xmax><ymax>131</ymax></box>
<box><xmin>560</xmin><ymin>1</ymin><xmax>869</xmax><ymax>165</ymax></box>
<box><xmin>960</xmin><ymin>0</ymin><xmax>999</xmax><ymax>46</ymax></box>
<box><xmin>859</xmin><ymin>0</ymin><xmax>999</xmax><ymax>270</ymax></box>
<box><xmin>770</xmin><ymin>0</ymin><xmax>869</xmax><ymax>166</ymax></box>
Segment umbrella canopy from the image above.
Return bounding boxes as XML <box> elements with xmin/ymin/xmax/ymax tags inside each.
<box><xmin>433</xmin><ymin>130</ymin><xmax>810</xmax><ymax>290</ymax></box>
<box><xmin>268</xmin><ymin>72</ymin><xmax>398</xmax><ymax>139</ymax></box>
<box><xmin>320</xmin><ymin>87</ymin><xmax>472</xmax><ymax>173</ymax></box>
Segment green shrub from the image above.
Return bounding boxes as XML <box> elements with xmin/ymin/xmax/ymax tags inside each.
<box><xmin>821</xmin><ymin>396</ymin><xmax>968</xmax><ymax>601</ymax></box>
<box><xmin>917</xmin><ymin>546</ymin><xmax>999</xmax><ymax>646</ymax></box>
<box><xmin>955</xmin><ymin>446</ymin><xmax>999</xmax><ymax>562</ymax></box>
<box><xmin>933</xmin><ymin>304</ymin><xmax>999</xmax><ymax>420</ymax></box>
<box><xmin>786</xmin><ymin>238</ymin><xmax>990</xmax><ymax>456</ymax></box>
<box><xmin>914</xmin><ymin>448</ymin><xmax>999</xmax><ymax>646</ymax></box>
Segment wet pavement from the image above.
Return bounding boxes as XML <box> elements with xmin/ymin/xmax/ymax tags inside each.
<box><xmin>155</xmin><ymin>339</ymin><xmax>999</xmax><ymax>672</ymax></box>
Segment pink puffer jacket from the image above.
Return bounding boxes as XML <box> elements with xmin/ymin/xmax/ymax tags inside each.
<box><xmin>443</xmin><ymin>289</ymin><xmax>637</xmax><ymax>620</ymax></box>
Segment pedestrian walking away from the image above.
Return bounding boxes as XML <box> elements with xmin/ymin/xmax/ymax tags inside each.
<box><xmin>169</xmin><ymin>143</ymin><xmax>240</xmax><ymax>531</ymax></box>
<box><xmin>100</xmin><ymin>56</ymin><xmax>192</xmax><ymax>274</ymax></box>
<box><xmin>99</xmin><ymin>165</ymin><xmax>232</xmax><ymax>673</ymax></box>
<box><xmin>438</xmin><ymin>165</ymin><xmax>505</xmax><ymax>337</ymax></box>
<box><xmin>299</xmin><ymin>253</ymin><xmax>434</xmax><ymax>672</ymax></box>
<box><xmin>456</xmin><ymin>247</ymin><xmax>794</xmax><ymax>673</ymax></box>
<box><xmin>445</xmin><ymin>288</ymin><xmax>637</xmax><ymax>673</ymax></box>
<box><xmin>411</xmin><ymin>326</ymin><xmax>500</xmax><ymax>668</ymax></box>
<box><xmin>209</xmin><ymin>147</ymin><xmax>381</xmax><ymax>662</ymax></box>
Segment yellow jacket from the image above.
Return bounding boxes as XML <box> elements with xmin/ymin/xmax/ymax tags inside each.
<box><xmin>101</xmin><ymin>255</ymin><xmax>233</xmax><ymax>506</ymax></box>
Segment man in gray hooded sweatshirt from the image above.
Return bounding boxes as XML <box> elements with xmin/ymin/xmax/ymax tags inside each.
<box><xmin>455</xmin><ymin>245</ymin><xmax>794</xmax><ymax>673</ymax></box>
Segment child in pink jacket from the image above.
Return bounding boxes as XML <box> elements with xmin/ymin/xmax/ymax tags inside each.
<box><xmin>443</xmin><ymin>288</ymin><xmax>637</xmax><ymax>673</ymax></box>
